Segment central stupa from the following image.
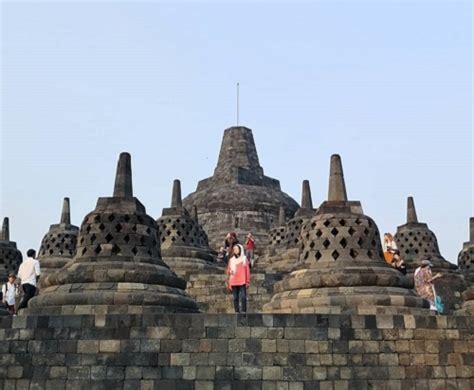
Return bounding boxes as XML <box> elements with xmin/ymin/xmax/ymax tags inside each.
<box><xmin>183</xmin><ymin>126</ymin><xmax>299</xmax><ymax>250</ymax></box>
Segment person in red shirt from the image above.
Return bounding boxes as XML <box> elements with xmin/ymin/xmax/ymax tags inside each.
<box><xmin>245</xmin><ymin>232</ymin><xmax>256</xmax><ymax>268</ymax></box>
<box><xmin>227</xmin><ymin>244</ymin><xmax>250</xmax><ymax>313</ymax></box>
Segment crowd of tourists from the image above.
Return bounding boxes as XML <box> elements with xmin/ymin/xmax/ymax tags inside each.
<box><xmin>1</xmin><ymin>230</ymin><xmax>446</xmax><ymax>315</ymax></box>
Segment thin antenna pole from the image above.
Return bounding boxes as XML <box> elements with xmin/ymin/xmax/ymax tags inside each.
<box><xmin>237</xmin><ymin>82</ymin><xmax>240</xmax><ymax>125</ymax></box>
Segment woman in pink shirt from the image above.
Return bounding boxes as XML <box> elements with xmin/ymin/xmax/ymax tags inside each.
<box><xmin>227</xmin><ymin>244</ymin><xmax>250</xmax><ymax>313</ymax></box>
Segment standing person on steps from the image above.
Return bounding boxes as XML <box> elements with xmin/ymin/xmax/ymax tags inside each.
<box><xmin>245</xmin><ymin>232</ymin><xmax>256</xmax><ymax>268</ymax></box>
<box><xmin>17</xmin><ymin>249</ymin><xmax>41</xmax><ymax>311</ymax></box>
<box><xmin>227</xmin><ymin>244</ymin><xmax>250</xmax><ymax>313</ymax></box>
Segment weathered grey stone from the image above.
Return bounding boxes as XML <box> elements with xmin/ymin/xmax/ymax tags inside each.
<box><xmin>457</xmin><ymin>217</ymin><xmax>474</xmax><ymax>314</ymax></box>
<box><xmin>0</xmin><ymin>217</ymin><xmax>22</xmax><ymax>275</ymax></box>
<box><xmin>26</xmin><ymin>153</ymin><xmax>198</xmax><ymax>314</ymax></box>
<box><xmin>395</xmin><ymin>197</ymin><xmax>466</xmax><ymax>312</ymax></box>
<box><xmin>183</xmin><ymin>126</ymin><xmax>299</xmax><ymax>252</ymax></box>
<box><xmin>264</xmin><ymin>155</ymin><xmax>430</xmax><ymax>315</ymax></box>
<box><xmin>37</xmin><ymin>198</ymin><xmax>79</xmax><ymax>286</ymax></box>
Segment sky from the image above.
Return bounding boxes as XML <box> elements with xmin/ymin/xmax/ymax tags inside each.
<box><xmin>1</xmin><ymin>1</ymin><xmax>472</xmax><ymax>264</ymax></box>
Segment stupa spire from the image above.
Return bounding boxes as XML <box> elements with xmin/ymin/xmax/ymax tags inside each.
<box><xmin>407</xmin><ymin>196</ymin><xmax>418</xmax><ymax>224</ymax></box>
<box><xmin>113</xmin><ymin>152</ymin><xmax>133</xmax><ymax>197</ymax></box>
<box><xmin>470</xmin><ymin>217</ymin><xmax>474</xmax><ymax>243</ymax></box>
<box><xmin>327</xmin><ymin>154</ymin><xmax>348</xmax><ymax>202</ymax></box>
<box><xmin>60</xmin><ymin>197</ymin><xmax>71</xmax><ymax>225</ymax></box>
<box><xmin>301</xmin><ymin>180</ymin><xmax>313</xmax><ymax>209</ymax></box>
<box><xmin>171</xmin><ymin>179</ymin><xmax>183</xmax><ymax>208</ymax></box>
<box><xmin>278</xmin><ymin>206</ymin><xmax>286</xmax><ymax>226</ymax></box>
<box><xmin>1</xmin><ymin>217</ymin><xmax>9</xmax><ymax>241</ymax></box>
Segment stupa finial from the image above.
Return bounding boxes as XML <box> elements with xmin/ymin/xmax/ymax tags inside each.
<box><xmin>301</xmin><ymin>180</ymin><xmax>313</xmax><ymax>209</ymax></box>
<box><xmin>113</xmin><ymin>152</ymin><xmax>133</xmax><ymax>197</ymax></box>
<box><xmin>1</xmin><ymin>217</ymin><xmax>9</xmax><ymax>241</ymax></box>
<box><xmin>171</xmin><ymin>179</ymin><xmax>183</xmax><ymax>208</ymax></box>
<box><xmin>470</xmin><ymin>217</ymin><xmax>474</xmax><ymax>243</ymax></box>
<box><xmin>407</xmin><ymin>196</ymin><xmax>419</xmax><ymax>224</ymax></box>
<box><xmin>328</xmin><ymin>154</ymin><xmax>348</xmax><ymax>202</ymax></box>
<box><xmin>60</xmin><ymin>197</ymin><xmax>71</xmax><ymax>225</ymax></box>
<box><xmin>278</xmin><ymin>206</ymin><xmax>286</xmax><ymax>226</ymax></box>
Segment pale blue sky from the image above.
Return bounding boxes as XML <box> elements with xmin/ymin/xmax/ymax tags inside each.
<box><xmin>1</xmin><ymin>1</ymin><xmax>472</xmax><ymax>263</ymax></box>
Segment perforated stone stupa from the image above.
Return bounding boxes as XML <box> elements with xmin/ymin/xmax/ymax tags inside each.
<box><xmin>0</xmin><ymin>217</ymin><xmax>22</xmax><ymax>275</ymax></box>
<box><xmin>458</xmin><ymin>218</ymin><xmax>474</xmax><ymax>314</ymax></box>
<box><xmin>157</xmin><ymin>179</ymin><xmax>220</xmax><ymax>275</ymax></box>
<box><xmin>183</xmin><ymin>126</ymin><xmax>299</xmax><ymax>251</ymax></box>
<box><xmin>395</xmin><ymin>197</ymin><xmax>466</xmax><ymax>312</ymax></box>
<box><xmin>27</xmin><ymin>153</ymin><xmax>198</xmax><ymax>314</ymax></box>
<box><xmin>37</xmin><ymin>197</ymin><xmax>79</xmax><ymax>285</ymax></box>
<box><xmin>264</xmin><ymin>155</ymin><xmax>430</xmax><ymax>315</ymax></box>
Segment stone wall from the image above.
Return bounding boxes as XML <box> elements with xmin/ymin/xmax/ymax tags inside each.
<box><xmin>0</xmin><ymin>313</ymin><xmax>472</xmax><ymax>389</ymax></box>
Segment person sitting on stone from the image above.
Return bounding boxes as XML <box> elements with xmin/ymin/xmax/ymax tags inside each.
<box><xmin>245</xmin><ymin>232</ymin><xmax>256</xmax><ymax>268</ymax></box>
<box><xmin>2</xmin><ymin>274</ymin><xmax>19</xmax><ymax>315</ymax></box>
<box><xmin>17</xmin><ymin>249</ymin><xmax>41</xmax><ymax>311</ymax></box>
<box><xmin>226</xmin><ymin>244</ymin><xmax>250</xmax><ymax>313</ymax></box>
<box><xmin>383</xmin><ymin>233</ymin><xmax>398</xmax><ymax>265</ymax></box>
<box><xmin>414</xmin><ymin>257</ymin><xmax>443</xmax><ymax>311</ymax></box>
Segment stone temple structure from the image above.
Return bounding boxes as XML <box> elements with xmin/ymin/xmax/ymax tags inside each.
<box><xmin>458</xmin><ymin>218</ymin><xmax>474</xmax><ymax>314</ymax></box>
<box><xmin>0</xmin><ymin>217</ymin><xmax>22</xmax><ymax>275</ymax></box>
<box><xmin>264</xmin><ymin>155</ymin><xmax>430</xmax><ymax>315</ymax></box>
<box><xmin>27</xmin><ymin>153</ymin><xmax>198</xmax><ymax>314</ymax></box>
<box><xmin>395</xmin><ymin>196</ymin><xmax>466</xmax><ymax>312</ymax></box>
<box><xmin>183</xmin><ymin>126</ymin><xmax>299</xmax><ymax>252</ymax></box>
<box><xmin>156</xmin><ymin>179</ymin><xmax>220</xmax><ymax>276</ymax></box>
<box><xmin>37</xmin><ymin>197</ymin><xmax>79</xmax><ymax>286</ymax></box>
<box><xmin>260</xmin><ymin>180</ymin><xmax>317</xmax><ymax>273</ymax></box>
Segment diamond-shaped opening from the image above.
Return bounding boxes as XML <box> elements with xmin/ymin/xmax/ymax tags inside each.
<box><xmin>331</xmin><ymin>228</ymin><xmax>339</xmax><ymax>237</ymax></box>
<box><xmin>51</xmin><ymin>238</ymin><xmax>56</xmax><ymax>243</ymax></box>
<box><xmin>171</xmin><ymin>224</ymin><xmax>176</xmax><ymax>229</ymax></box>
<box><xmin>82</xmin><ymin>248</ymin><xmax>87</xmax><ymax>255</ymax></box>
<box><xmin>90</xmin><ymin>234</ymin><xmax>97</xmax><ymax>244</ymax></box>
<box><xmin>323</xmin><ymin>220</ymin><xmax>331</xmax><ymax>227</ymax></box>
<box><xmin>331</xmin><ymin>250</ymin><xmax>340</xmax><ymax>260</ymax></box>
<box><xmin>99</xmin><ymin>223</ymin><xmax>106</xmax><ymax>231</ymax></box>
<box><xmin>357</xmin><ymin>238</ymin><xmax>364</xmax><ymax>246</ymax></box>
<box><xmin>315</xmin><ymin>229</ymin><xmax>323</xmax><ymax>238</ymax></box>
<box><xmin>348</xmin><ymin>227</ymin><xmax>355</xmax><ymax>236</ymax></box>
<box><xmin>166</xmin><ymin>230</ymin><xmax>171</xmax><ymax>236</ymax></box>
<box><xmin>415</xmin><ymin>249</ymin><xmax>419</xmax><ymax>254</ymax></box>
<box><xmin>80</xmin><ymin>238</ymin><xmax>85</xmax><ymax>245</ymax></box>
<box><xmin>304</xmin><ymin>252</ymin><xmax>309</xmax><ymax>260</ymax></box>
<box><xmin>311</xmin><ymin>222</ymin><xmax>317</xmax><ymax>229</ymax></box>
<box><xmin>363</xmin><ymin>228</ymin><xmax>370</xmax><ymax>235</ymax></box>
<box><xmin>86</xmin><ymin>225</ymin><xmax>92</xmax><ymax>234</ymax></box>
<box><xmin>140</xmin><ymin>236</ymin><xmax>146</xmax><ymax>245</ymax></box>
<box><xmin>137</xmin><ymin>216</ymin><xmax>144</xmax><ymax>223</ymax></box>
<box><xmin>111</xmin><ymin>244</ymin><xmax>121</xmax><ymax>255</ymax></box>
<box><xmin>340</xmin><ymin>238</ymin><xmax>347</xmax><ymax>248</ymax></box>
<box><xmin>349</xmin><ymin>249</ymin><xmax>358</xmax><ymax>258</ymax></box>
<box><xmin>94</xmin><ymin>215</ymin><xmax>101</xmax><ymax>223</ymax></box>
<box><xmin>146</xmin><ymin>227</ymin><xmax>151</xmax><ymax>234</ymax></box>
<box><xmin>315</xmin><ymin>251</ymin><xmax>322</xmax><ymax>261</ymax></box>
<box><xmin>339</xmin><ymin>219</ymin><xmax>346</xmax><ymax>226</ymax></box>
<box><xmin>309</xmin><ymin>241</ymin><xmax>315</xmax><ymax>249</ymax></box>
<box><xmin>108</xmin><ymin>215</ymin><xmax>115</xmax><ymax>222</ymax></box>
<box><xmin>171</xmin><ymin>237</ymin><xmax>176</xmax><ymax>242</ymax></box>
<box><xmin>124</xmin><ymin>215</ymin><xmax>131</xmax><ymax>222</ymax></box>
<box><xmin>161</xmin><ymin>237</ymin><xmax>166</xmax><ymax>243</ymax></box>
<box><xmin>105</xmin><ymin>233</ymin><xmax>114</xmax><ymax>243</ymax></box>
<box><xmin>368</xmin><ymin>220</ymin><xmax>372</xmax><ymax>227</ymax></box>
<box><xmin>132</xmin><ymin>225</ymin><xmax>137</xmax><ymax>232</ymax></box>
<box><xmin>124</xmin><ymin>235</ymin><xmax>130</xmax><ymax>243</ymax></box>
<box><xmin>132</xmin><ymin>247</ymin><xmax>138</xmax><ymax>255</ymax></box>
<box><xmin>367</xmin><ymin>250</ymin><xmax>374</xmax><ymax>259</ymax></box>
<box><xmin>323</xmin><ymin>239</ymin><xmax>331</xmax><ymax>249</ymax></box>
<box><xmin>115</xmin><ymin>224</ymin><xmax>123</xmax><ymax>233</ymax></box>
<box><xmin>94</xmin><ymin>245</ymin><xmax>102</xmax><ymax>255</ymax></box>
<box><xmin>355</xmin><ymin>218</ymin><xmax>361</xmax><ymax>225</ymax></box>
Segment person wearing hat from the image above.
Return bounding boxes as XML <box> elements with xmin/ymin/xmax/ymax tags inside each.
<box><xmin>414</xmin><ymin>257</ymin><xmax>443</xmax><ymax>311</ymax></box>
<box><xmin>2</xmin><ymin>274</ymin><xmax>19</xmax><ymax>315</ymax></box>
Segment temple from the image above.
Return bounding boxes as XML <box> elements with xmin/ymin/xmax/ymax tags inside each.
<box><xmin>37</xmin><ymin>197</ymin><xmax>79</xmax><ymax>285</ymax></box>
<box><xmin>0</xmin><ymin>217</ymin><xmax>22</xmax><ymax>275</ymax></box>
<box><xmin>264</xmin><ymin>155</ymin><xmax>430</xmax><ymax>315</ymax></box>
<box><xmin>395</xmin><ymin>196</ymin><xmax>466</xmax><ymax>312</ymax></box>
<box><xmin>27</xmin><ymin>153</ymin><xmax>198</xmax><ymax>314</ymax></box>
<box><xmin>183</xmin><ymin>126</ymin><xmax>299</xmax><ymax>251</ymax></box>
<box><xmin>458</xmin><ymin>217</ymin><xmax>474</xmax><ymax>314</ymax></box>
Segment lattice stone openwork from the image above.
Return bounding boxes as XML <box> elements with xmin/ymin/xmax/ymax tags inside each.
<box><xmin>300</xmin><ymin>214</ymin><xmax>383</xmax><ymax>263</ymax></box>
<box><xmin>269</xmin><ymin>226</ymin><xmax>286</xmax><ymax>246</ymax></box>
<box><xmin>158</xmin><ymin>216</ymin><xmax>202</xmax><ymax>249</ymax></box>
<box><xmin>0</xmin><ymin>243</ymin><xmax>22</xmax><ymax>275</ymax></box>
<box><xmin>396</xmin><ymin>226</ymin><xmax>441</xmax><ymax>262</ymax></box>
<box><xmin>40</xmin><ymin>230</ymin><xmax>78</xmax><ymax>258</ymax></box>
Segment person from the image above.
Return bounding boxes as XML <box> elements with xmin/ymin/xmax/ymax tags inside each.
<box><xmin>414</xmin><ymin>258</ymin><xmax>442</xmax><ymax>311</ymax></box>
<box><xmin>2</xmin><ymin>274</ymin><xmax>19</xmax><ymax>315</ymax></box>
<box><xmin>383</xmin><ymin>233</ymin><xmax>398</xmax><ymax>265</ymax></box>
<box><xmin>227</xmin><ymin>244</ymin><xmax>250</xmax><ymax>313</ymax></box>
<box><xmin>245</xmin><ymin>233</ymin><xmax>256</xmax><ymax>268</ymax></box>
<box><xmin>224</xmin><ymin>232</ymin><xmax>239</xmax><ymax>263</ymax></box>
<box><xmin>17</xmin><ymin>249</ymin><xmax>41</xmax><ymax>311</ymax></box>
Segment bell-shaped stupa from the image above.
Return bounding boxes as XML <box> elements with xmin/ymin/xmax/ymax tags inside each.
<box><xmin>27</xmin><ymin>153</ymin><xmax>198</xmax><ymax>314</ymax></box>
<box><xmin>264</xmin><ymin>155</ymin><xmax>430</xmax><ymax>315</ymax></box>
<box><xmin>37</xmin><ymin>198</ymin><xmax>79</xmax><ymax>285</ymax></box>
<box><xmin>183</xmin><ymin>126</ymin><xmax>299</xmax><ymax>251</ymax></box>
<box><xmin>395</xmin><ymin>197</ymin><xmax>466</xmax><ymax>312</ymax></box>
<box><xmin>0</xmin><ymin>217</ymin><xmax>22</xmax><ymax>275</ymax></box>
<box><xmin>457</xmin><ymin>218</ymin><xmax>474</xmax><ymax>314</ymax></box>
<box><xmin>157</xmin><ymin>180</ymin><xmax>220</xmax><ymax>276</ymax></box>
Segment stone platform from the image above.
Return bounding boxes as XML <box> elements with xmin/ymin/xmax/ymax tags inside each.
<box><xmin>0</xmin><ymin>313</ymin><xmax>472</xmax><ymax>389</ymax></box>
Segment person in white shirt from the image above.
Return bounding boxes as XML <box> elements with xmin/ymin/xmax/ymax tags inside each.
<box><xmin>17</xmin><ymin>249</ymin><xmax>41</xmax><ymax>311</ymax></box>
<box><xmin>2</xmin><ymin>274</ymin><xmax>19</xmax><ymax>314</ymax></box>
